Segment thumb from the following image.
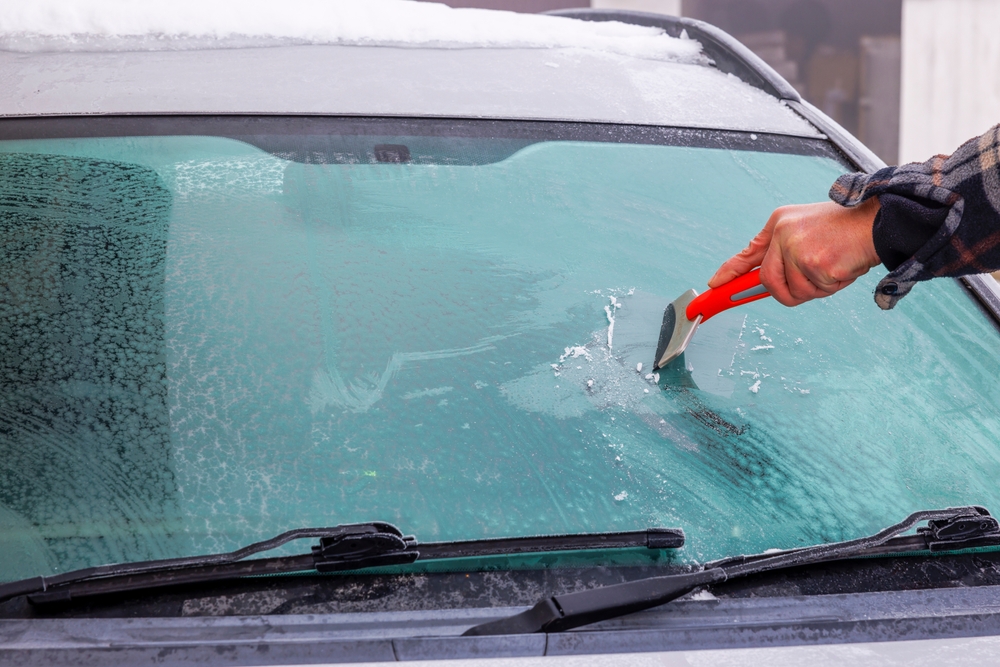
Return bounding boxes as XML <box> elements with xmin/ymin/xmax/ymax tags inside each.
<box><xmin>707</xmin><ymin>224</ymin><xmax>774</xmax><ymax>288</ymax></box>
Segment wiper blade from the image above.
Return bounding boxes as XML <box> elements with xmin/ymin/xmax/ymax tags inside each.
<box><xmin>0</xmin><ymin>522</ymin><xmax>416</xmax><ymax>606</ymax></box>
<box><xmin>465</xmin><ymin>506</ymin><xmax>1000</xmax><ymax>636</ymax></box>
<box><xmin>419</xmin><ymin>526</ymin><xmax>683</xmax><ymax>560</ymax></box>
<box><xmin>0</xmin><ymin>524</ymin><xmax>683</xmax><ymax>606</ymax></box>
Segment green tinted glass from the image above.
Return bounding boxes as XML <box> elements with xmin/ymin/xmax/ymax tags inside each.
<box><xmin>1</xmin><ymin>128</ymin><xmax>999</xmax><ymax>581</ymax></box>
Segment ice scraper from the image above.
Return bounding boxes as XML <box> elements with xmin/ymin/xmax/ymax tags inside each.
<box><xmin>654</xmin><ymin>268</ymin><xmax>770</xmax><ymax>369</ymax></box>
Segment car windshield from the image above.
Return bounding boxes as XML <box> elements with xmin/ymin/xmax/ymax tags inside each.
<box><xmin>2</xmin><ymin>117</ymin><xmax>1000</xmax><ymax>583</ymax></box>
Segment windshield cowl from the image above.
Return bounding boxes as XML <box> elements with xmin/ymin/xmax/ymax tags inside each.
<box><xmin>464</xmin><ymin>506</ymin><xmax>1000</xmax><ymax>636</ymax></box>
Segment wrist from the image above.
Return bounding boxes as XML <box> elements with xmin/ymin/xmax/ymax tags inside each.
<box><xmin>855</xmin><ymin>197</ymin><xmax>881</xmax><ymax>268</ymax></box>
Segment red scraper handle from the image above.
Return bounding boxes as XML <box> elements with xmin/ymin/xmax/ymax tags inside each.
<box><xmin>685</xmin><ymin>268</ymin><xmax>770</xmax><ymax>323</ymax></box>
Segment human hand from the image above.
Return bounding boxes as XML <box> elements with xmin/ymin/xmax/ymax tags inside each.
<box><xmin>707</xmin><ymin>198</ymin><xmax>882</xmax><ymax>307</ymax></box>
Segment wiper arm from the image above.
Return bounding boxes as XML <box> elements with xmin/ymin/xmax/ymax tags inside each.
<box><xmin>0</xmin><ymin>524</ymin><xmax>683</xmax><ymax>606</ymax></box>
<box><xmin>465</xmin><ymin>505</ymin><xmax>1000</xmax><ymax>636</ymax></box>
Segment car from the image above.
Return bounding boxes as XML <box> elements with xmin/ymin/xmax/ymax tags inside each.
<box><xmin>3</xmin><ymin>2</ymin><xmax>1000</xmax><ymax>665</ymax></box>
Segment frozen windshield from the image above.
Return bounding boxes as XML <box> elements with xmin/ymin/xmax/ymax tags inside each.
<box><xmin>2</xmin><ymin>118</ymin><xmax>1000</xmax><ymax>582</ymax></box>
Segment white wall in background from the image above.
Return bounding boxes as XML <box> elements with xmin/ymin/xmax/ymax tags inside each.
<box><xmin>900</xmin><ymin>0</ymin><xmax>1000</xmax><ymax>162</ymax></box>
<box><xmin>590</xmin><ymin>0</ymin><xmax>682</xmax><ymax>16</ymax></box>
<box><xmin>859</xmin><ymin>36</ymin><xmax>901</xmax><ymax>164</ymax></box>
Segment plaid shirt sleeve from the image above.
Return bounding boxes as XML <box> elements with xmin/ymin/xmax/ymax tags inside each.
<box><xmin>829</xmin><ymin>124</ymin><xmax>1000</xmax><ymax>309</ymax></box>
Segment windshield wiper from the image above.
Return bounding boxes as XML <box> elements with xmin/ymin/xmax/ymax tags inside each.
<box><xmin>0</xmin><ymin>523</ymin><xmax>684</xmax><ymax>606</ymax></box>
<box><xmin>464</xmin><ymin>506</ymin><xmax>1000</xmax><ymax>636</ymax></box>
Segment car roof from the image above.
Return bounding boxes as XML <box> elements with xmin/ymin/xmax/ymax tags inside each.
<box><xmin>0</xmin><ymin>42</ymin><xmax>820</xmax><ymax>138</ymax></box>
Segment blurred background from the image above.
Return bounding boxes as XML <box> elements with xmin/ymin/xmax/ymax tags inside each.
<box><xmin>418</xmin><ymin>0</ymin><xmax>1000</xmax><ymax>167</ymax></box>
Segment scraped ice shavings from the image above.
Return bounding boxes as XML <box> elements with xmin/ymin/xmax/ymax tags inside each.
<box><xmin>0</xmin><ymin>0</ymin><xmax>706</xmax><ymax>63</ymax></box>
<box><xmin>555</xmin><ymin>345</ymin><xmax>590</xmax><ymax>377</ymax></box>
<box><xmin>604</xmin><ymin>296</ymin><xmax>619</xmax><ymax>349</ymax></box>
<box><xmin>559</xmin><ymin>346</ymin><xmax>591</xmax><ymax>363</ymax></box>
<box><xmin>527</xmin><ymin>291</ymin><xmax>674</xmax><ymax>422</ymax></box>
<box><xmin>604</xmin><ymin>306</ymin><xmax>614</xmax><ymax>348</ymax></box>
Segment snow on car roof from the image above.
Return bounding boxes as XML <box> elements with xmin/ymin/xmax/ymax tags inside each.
<box><xmin>0</xmin><ymin>1</ymin><xmax>821</xmax><ymax>138</ymax></box>
<box><xmin>0</xmin><ymin>0</ymin><xmax>703</xmax><ymax>63</ymax></box>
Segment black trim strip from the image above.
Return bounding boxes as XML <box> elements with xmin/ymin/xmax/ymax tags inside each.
<box><xmin>0</xmin><ymin>115</ymin><xmax>848</xmax><ymax>164</ymax></box>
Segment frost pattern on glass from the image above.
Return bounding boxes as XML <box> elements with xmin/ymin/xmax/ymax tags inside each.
<box><xmin>0</xmin><ymin>153</ymin><xmax>177</xmax><ymax>578</ymax></box>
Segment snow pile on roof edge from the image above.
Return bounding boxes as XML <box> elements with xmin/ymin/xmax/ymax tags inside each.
<box><xmin>0</xmin><ymin>0</ymin><xmax>704</xmax><ymax>63</ymax></box>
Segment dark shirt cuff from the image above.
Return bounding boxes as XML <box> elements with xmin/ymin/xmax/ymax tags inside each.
<box><xmin>871</xmin><ymin>193</ymin><xmax>950</xmax><ymax>271</ymax></box>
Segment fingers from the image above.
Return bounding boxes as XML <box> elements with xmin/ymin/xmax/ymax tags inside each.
<box><xmin>779</xmin><ymin>248</ymin><xmax>838</xmax><ymax>304</ymax></box>
<box><xmin>762</xmin><ymin>225</ymin><xmax>845</xmax><ymax>306</ymax></box>
<box><xmin>757</xmin><ymin>238</ymin><xmax>798</xmax><ymax>306</ymax></box>
<box><xmin>756</xmin><ymin>236</ymin><xmax>821</xmax><ymax>306</ymax></box>
<box><xmin>762</xmin><ymin>261</ymin><xmax>831</xmax><ymax>306</ymax></box>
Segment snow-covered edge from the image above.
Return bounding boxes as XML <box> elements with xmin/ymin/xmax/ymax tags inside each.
<box><xmin>0</xmin><ymin>0</ymin><xmax>705</xmax><ymax>63</ymax></box>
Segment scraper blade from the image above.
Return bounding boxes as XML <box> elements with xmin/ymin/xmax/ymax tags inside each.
<box><xmin>654</xmin><ymin>268</ymin><xmax>770</xmax><ymax>370</ymax></box>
